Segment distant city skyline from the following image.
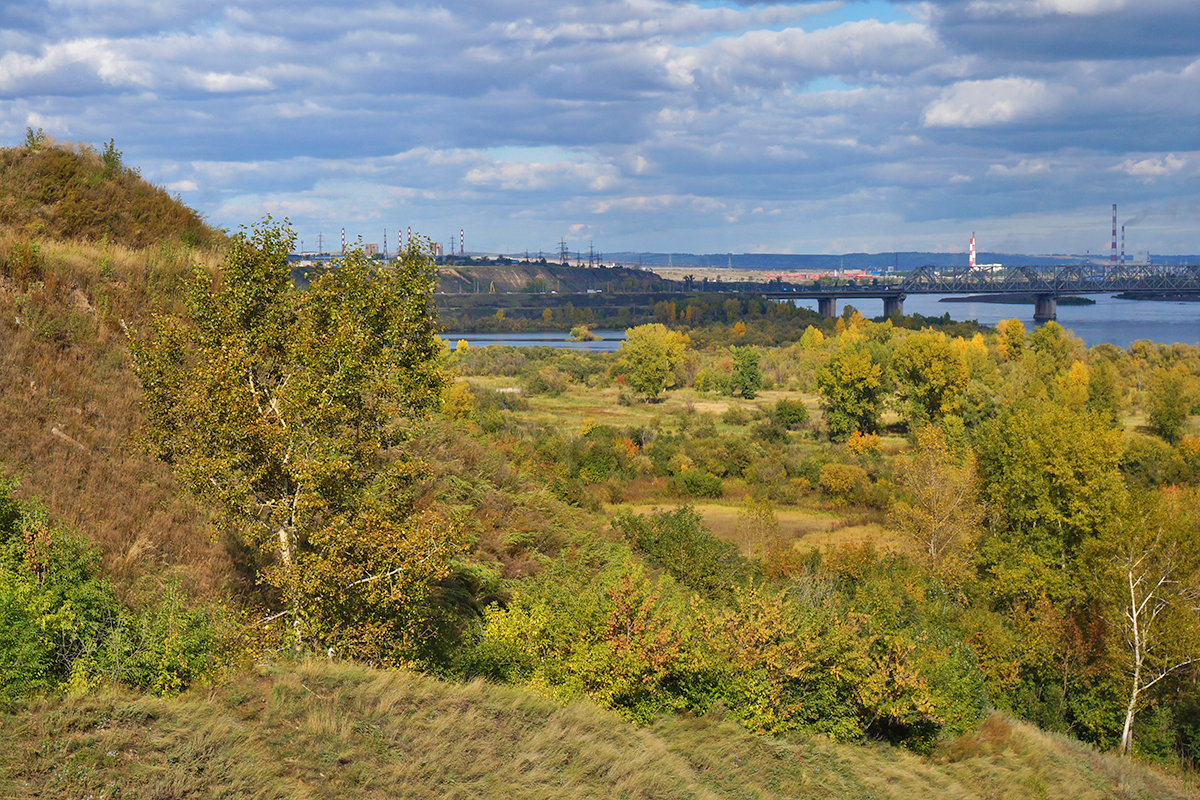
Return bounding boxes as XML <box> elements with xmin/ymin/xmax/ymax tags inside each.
<box><xmin>4</xmin><ymin>1</ymin><xmax>1198</xmax><ymax>255</ymax></box>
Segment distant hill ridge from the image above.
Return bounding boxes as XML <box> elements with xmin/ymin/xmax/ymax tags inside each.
<box><xmin>0</xmin><ymin>134</ymin><xmax>222</xmax><ymax>250</ymax></box>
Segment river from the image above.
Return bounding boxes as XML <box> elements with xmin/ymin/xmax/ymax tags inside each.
<box><xmin>440</xmin><ymin>330</ymin><xmax>628</xmax><ymax>352</ymax></box>
<box><xmin>812</xmin><ymin>294</ymin><xmax>1200</xmax><ymax>349</ymax></box>
<box><xmin>442</xmin><ymin>295</ymin><xmax>1200</xmax><ymax>351</ymax></box>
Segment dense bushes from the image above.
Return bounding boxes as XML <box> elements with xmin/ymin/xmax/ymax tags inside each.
<box><xmin>613</xmin><ymin>506</ymin><xmax>752</xmax><ymax>596</ymax></box>
<box><xmin>462</xmin><ymin>526</ymin><xmax>988</xmax><ymax>749</ymax></box>
<box><xmin>0</xmin><ymin>481</ymin><xmax>220</xmax><ymax>701</ymax></box>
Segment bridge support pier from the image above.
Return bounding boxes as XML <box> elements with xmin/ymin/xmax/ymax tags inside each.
<box><xmin>1034</xmin><ymin>294</ymin><xmax>1057</xmax><ymax>323</ymax></box>
<box><xmin>818</xmin><ymin>297</ymin><xmax>837</xmax><ymax>318</ymax></box>
<box><xmin>883</xmin><ymin>295</ymin><xmax>905</xmax><ymax>317</ymax></box>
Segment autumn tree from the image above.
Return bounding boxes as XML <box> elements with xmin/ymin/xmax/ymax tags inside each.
<box><xmin>974</xmin><ymin>402</ymin><xmax>1126</xmax><ymax>605</ymax></box>
<box><xmin>1087</xmin><ymin>358</ymin><xmax>1122</xmax><ymax>425</ymax></box>
<box><xmin>617</xmin><ymin>323</ymin><xmax>689</xmax><ymax>400</ymax></box>
<box><xmin>816</xmin><ymin>341</ymin><xmax>886</xmax><ymax>441</ymax></box>
<box><xmin>1146</xmin><ymin>364</ymin><xmax>1195</xmax><ymax>444</ymax></box>
<box><xmin>891</xmin><ymin>330</ymin><xmax>969</xmax><ymax>428</ymax></box>
<box><xmin>1058</xmin><ymin>360</ymin><xmax>1090</xmax><ymax>411</ymax></box>
<box><xmin>995</xmin><ymin>318</ymin><xmax>1026</xmax><ymax>361</ymax></box>
<box><xmin>799</xmin><ymin>325</ymin><xmax>825</xmax><ymax>350</ymax></box>
<box><xmin>132</xmin><ymin>220</ymin><xmax>461</xmax><ymax>659</ymax></box>
<box><xmin>735</xmin><ymin>495</ymin><xmax>778</xmax><ymax>557</ymax></box>
<box><xmin>891</xmin><ymin>425</ymin><xmax>982</xmax><ymax>575</ymax></box>
<box><xmin>1029</xmin><ymin>320</ymin><xmax>1080</xmax><ymax>379</ymax></box>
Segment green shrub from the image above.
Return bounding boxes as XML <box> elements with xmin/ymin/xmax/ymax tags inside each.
<box><xmin>1</xmin><ymin>240</ymin><xmax>45</xmax><ymax>286</ymax></box>
<box><xmin>522</xmin><ymin>366</ymin><xmax>569</xmax><ymax>396</ymax></box>
<box><xmin>721</xmin><ymin>405</ymin><xmax>750</xmax><ymax>426</ymax></box>
<box><xmin>466</xmin><ymin>558</ymin><xmax>717</xmax><ymax>723</ymax></box>
<box><xmin>773</xmin><ymin>398</ymin><xmax>810</xmax><ymax>429</ymax></box>
<box><xmin>92</xmin><ymin>581</ymin><xmax>217</xmax><ymax>696</ymax></box>
<box><xmin>0</xmin><ymin>481</ymin><xmax>220</xmax><ymax>701</ymax></box>
<box><xmin>675</xmin><ymin>468</ymin><xmax>723</xmax><ymax>498</ymax></box>
<box><xmin>614</xmin><ymin>506</ymin><xmax>752</xmax><ymax>597</ymax></box>
<box><xmin>0</xmin><ymin>483</ymin><xmax>117</xmax><ymax>702</ymax></box>
<box><xmin>693</xmin><ymin>367</ymin><xmax>729</xmax><ymax>394</ymax></box>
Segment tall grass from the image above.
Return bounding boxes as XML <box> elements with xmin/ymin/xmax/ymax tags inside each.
<box><xmin>1</xmin><ymin>660</ymin><xmax>1193</xmax><ymax>799</ymax></box>
<box><xmin>0</xmin><ymin>227</ymin><xmax>234</xmax><ymax>597</ymax></box>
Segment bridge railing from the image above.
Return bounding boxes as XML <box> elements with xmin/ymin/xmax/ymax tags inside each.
<box><xmin>896</xmin><ymin>264</ymin><xmax>1200</xmax><ymax>294</ymax></box>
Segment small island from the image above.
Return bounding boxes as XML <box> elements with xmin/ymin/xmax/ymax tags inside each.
<box><xmin>568</xmin><ymin>324</ymin><xmax>599</xmax><ymax>341</ymax></box>
<box><xmin>940</xmin><ymin>293</ymin><xmax>1095</xmax><ymax>305</ymax></box>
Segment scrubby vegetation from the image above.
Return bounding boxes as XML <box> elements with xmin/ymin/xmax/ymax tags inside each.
<box><xmin>0</xmin><ymin>132</ymin><xmax>221</xmax><ymax>249</ymax></box>
<box><xmin>445</xmin><ymin>309</ymin><xmax>1200</xmax><ymax>765</ymax></box>
<box><xmin>2</xmin><ymin>139</ymin><xmax>1200</xmax><ymax>796</ymax></box>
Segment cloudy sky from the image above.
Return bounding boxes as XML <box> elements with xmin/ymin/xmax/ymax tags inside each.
<box><xmin>3</xmin><ymin>0</ymin><xmax>1198</xmax><ymax>256</ymax></box>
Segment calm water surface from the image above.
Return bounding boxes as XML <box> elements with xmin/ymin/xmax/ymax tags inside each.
<box><xmin>794</xmin><ymin>294</ymin><xmax>1200</xmax><ymax>349</ymax></box>
<box><xmin>440</xmin><ymin>330</ymin><xmax>627</xmax><ymax>352</ymax></box>
<box><xmin>444</xmin><ymin>296</ymin><xmax>1200</xmax><ymax>350</ymax></box>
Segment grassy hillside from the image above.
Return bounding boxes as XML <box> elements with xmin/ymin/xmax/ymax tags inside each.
<box><xmin>0</xmin><ymin>139</ymin><xmax>228</xmax><ymax>591</ymax></box>
<box><xmin>0</xmin><ymin>135</ymin><xmax>222</xmax><ymax>250</ymax></box>
<box><xmin>0</xmin><ymin>227</ymin><xmax>234</xmax><ymax>595</ymax></box>
<box><xmin>2</xmin><ymin>659</ymin><xmax>1194</xmax><ymax>799</ymax></box>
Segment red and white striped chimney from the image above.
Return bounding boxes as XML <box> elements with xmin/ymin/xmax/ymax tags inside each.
<box><xmin>969</xmin><ymin>232</ymin><xmax>976</xmax><ymax>269</ymax></box>
<box><xmin>1110</xmin><ymin>204</ymin><xmax>1117</xmax><ymax>265</ymax></box>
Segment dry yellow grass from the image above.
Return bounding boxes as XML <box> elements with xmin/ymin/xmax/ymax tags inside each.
<box><xmin>2</xmin><ymin>660</ymin><xmax>1194</xmax><ymax>799</ymax></box>
<box><xmin>0</xmin><ymin>228</ymin><xmax>235</xmax><ymax>597</ymax></box>
<box><xmin>616</xmin><ymin>501</ymin><xmax>913</xmax><ymax>556</ymax></box>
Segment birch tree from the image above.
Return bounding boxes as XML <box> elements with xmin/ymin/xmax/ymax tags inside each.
<box><xmin>132</xmin><ymin>219</ymin><xmax>459</xmax><ymax>659</ymax></box>
<box><xmin>1092</xmin><ymin>488</ymin><xmax>1200</xmax><ymax>756</ymax></box>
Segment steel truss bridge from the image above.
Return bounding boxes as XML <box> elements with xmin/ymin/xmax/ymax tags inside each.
<box><xmin>761</xmin><ymin>263</ymin><xmax>1200</xmax><ymax>321</ymax></box>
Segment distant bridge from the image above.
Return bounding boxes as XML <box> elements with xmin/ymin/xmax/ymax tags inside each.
<box><xmin>761</xmin><ymin>263</ymin><xmax>1200</xmax><ymax>322</ymax></box>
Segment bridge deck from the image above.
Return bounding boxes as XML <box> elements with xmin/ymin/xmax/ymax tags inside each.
<box><xmin>760</xmin><ymin>263</ymin><xmax>1200</xmax><ymax>298</ymax></box>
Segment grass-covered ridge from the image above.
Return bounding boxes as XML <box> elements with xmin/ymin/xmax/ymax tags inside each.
<box><xmin>2</xmin><ymin>659</ymin><xmax>1194</xmax><ymax>799</ymax></box>
<box><xmin>0</xmin><ymin>133</ymin><xmax>221</xmax><ymax>250</ymax></box>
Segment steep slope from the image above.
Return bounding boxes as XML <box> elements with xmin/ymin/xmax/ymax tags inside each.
<box><xmin>2</xmin><ymin>660</ymin><xmax>1193</xmax><ymax>799</ymax></box>
<box><xmin>0</xmin><ymin>231</ymin><xmax>234</xmax><ymax>595</ymax></box>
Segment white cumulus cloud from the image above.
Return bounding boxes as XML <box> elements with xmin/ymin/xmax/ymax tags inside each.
<box><xmin>923</xmin><ymin>77</ymin><xmax>1060</xmax><ymax>127</ymax></box>
<box><xmin>1114</xmin><ymin>153</ymin><xmax>1188</xmax><ymax>180</ymax></box>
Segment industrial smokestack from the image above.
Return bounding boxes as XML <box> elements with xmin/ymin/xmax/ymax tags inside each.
<box><xmin>341</xmin><ymin>226</ymin><xmax>346</xmax><ymax>256</ymax></box>
<box><xmin>460</xmin><ymin>228</ymin><xmax>465</xmax><ymax>256</ymax></box>
<box><xmin>1110</xmin><ymin>204</ymin><xmax>1117</xmax><ymax>265</ymax></box>
<box><xmin>969</xmin><ymin>232</ymin><xmax>976</xmax><ymax>269</ymax></box>
<box><xmin>1121</xmin><ymin>225</ymin><xmax>1126</xmax><ymax>266</ymax></box>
